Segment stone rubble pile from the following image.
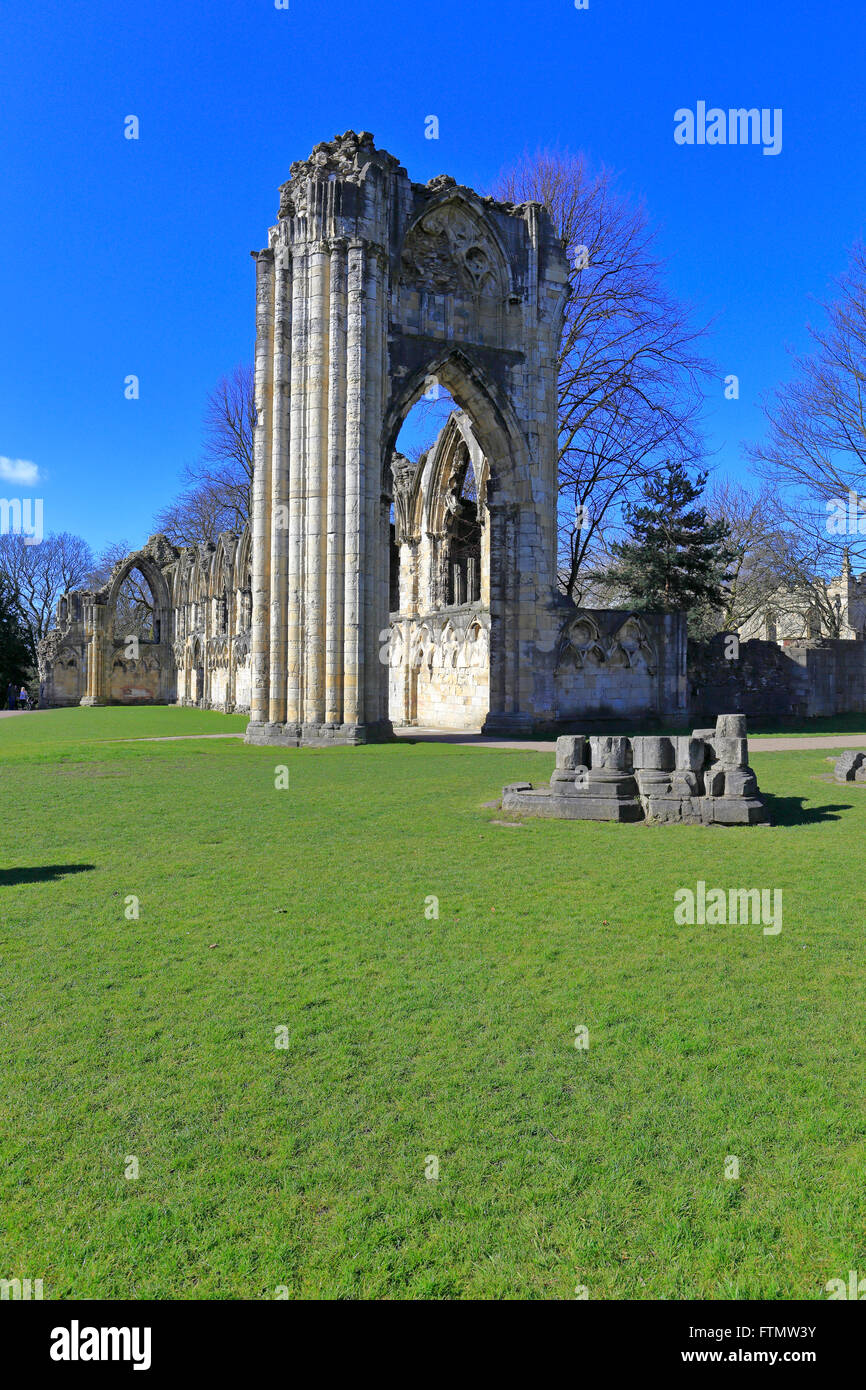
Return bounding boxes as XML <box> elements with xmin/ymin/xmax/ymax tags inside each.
<box><xmin>501</xmin><ymin>714</ymin><xmax>769</xmax><ymax>825</ymax></box>
<box><xmin>833</xmin><ymin>749</ymin><xmax>866</xmax><ymax>782</ymax></box>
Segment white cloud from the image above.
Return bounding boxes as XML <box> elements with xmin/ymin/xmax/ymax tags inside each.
<box><xmin>0</xmin><ymin>456</ymin><xmax>39</xmax><ymax>486</ymax></box>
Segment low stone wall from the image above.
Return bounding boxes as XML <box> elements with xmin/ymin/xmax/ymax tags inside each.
<box><xmin>388</xmin><ymin>607</ymin><xmax>489</xmax><ymax>730</ymax></box>
<box><xmin>551</xmin><ymin>609</ymin><xmax>687</xmax><ymax>723</ymax></box>
<box><xmin>690</xmin><ymin>633</ymin><xmax>866</xmax><ymax>721</ymax></box>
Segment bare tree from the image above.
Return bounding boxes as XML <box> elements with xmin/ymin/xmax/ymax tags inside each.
<box><xmin>705</xmin><ymin>480</ymin><xmax>786</xmax><ymax>630</ymax></box>
<box><xmin>154</xmin><ymin>363</ymin><xmax>255</xmax><ymax>546</ymax></box>
<box><xmin>0</xmin><ymin>531</ymin><xmax>93</xmax><ymax>648</ymax></box>
<box><xmin>493</xmin><ymin>150</ymin><xmax>713</xmax><ymax>599</ymax></box>
<box><xmin>705</xmin><ymin>480</ymin><xmax>851</xmax><ymax>637</ymax></box>
<box><xmin>748</xmin><ymin>241</ymin><xmax>866</xmax><ymax>565</ymax></box>
<box><xmin>760</xmin><ymin>531</ymin><xmax>846</xmax><ymax>638</ymax></box>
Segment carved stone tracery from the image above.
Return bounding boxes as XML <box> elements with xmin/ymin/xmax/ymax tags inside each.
<box><xmin>399</xmin><ymin>201</ymin><xmax>505</xmax><ymax>299</ymax></box>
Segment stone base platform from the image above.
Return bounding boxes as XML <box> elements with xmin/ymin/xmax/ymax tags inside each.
<box><xmin>244</xmin><ymin>719</ymin><xmax>393</xmax><ymax>747</ymax></box>
<box><xmin>644</xmin><ymin>796</ymin><xmax>768</xmax><ymax>825</ymax></box>
<box><xmin>500</xmin><ymin>715</ymin><xmax>770</xmax><ymax>826</ymax></box>
<box><xmin>502</xmin><ymin>784</ymin><xmax>643</xmax><ymax>821</ymax></box>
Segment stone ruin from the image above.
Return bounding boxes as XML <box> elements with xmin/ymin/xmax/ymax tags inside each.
<box><xmin>501</xmin><ymin>714</ymin><xmax>769</xmax><ymax>825</ymax></box>
<box><xmin>39</xmin><ymin>131</ymin><xmax>690</xmax><ymax>737</ymax></box>
<box><xmin>833</xmin><ymin>749</ymin><xmax>866</xmax><ymax>783</ymax></box>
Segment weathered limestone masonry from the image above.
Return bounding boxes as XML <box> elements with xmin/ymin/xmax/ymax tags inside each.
<box><xmin>386</xmin><ymin>410</ymin><xmax>686</xmax><ymax>731</ymax></box>
<box><xmin>39</xmin><ymin>131</ymin><xmax>691</xmax><ymax>730</ymax></box>
<box><xmin>833</xmin><ymin>749</ymin><xmax>866</xmax><ymax>783</ymax></box>
<box><xmin>502</xmin><ymin>714</ymin><xmax>769</xmax><ymax>825</ymax></box>
<box><xmin>38</xmin><ymin>531</ymin><xmax>253</xmax><ymax>710</ymax></box>
<box><xmin>244</xmin><ymin>130</ymin><xmax>573</xmax><ymax>746</ymax></box>
<box><xmin>691</xmin><ymin>631</ymin><xmax>866</xmax><ymax>721</ymax></box>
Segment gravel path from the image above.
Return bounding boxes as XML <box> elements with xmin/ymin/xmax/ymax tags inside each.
<box><xmin>5</xmin><ymin>711</ymin><xmax>865</xmax><ymax>754</ymax></box>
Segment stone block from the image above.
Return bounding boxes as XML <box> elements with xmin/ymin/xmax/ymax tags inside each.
<box><xmin>589</xmin><ymin>736</ymin><xmax>632</xmax><ymax>771</ymax></box>
<box><xmin>715</xmin><ymin>713</ymin><xmax>748</xmax><ymax>739</ymax></box>
<box><xmin>714</xmin><ymin>737</ymin><xmax>748</xmax><ymax>768</ymax></box>
<box><xmin>555</xmin><ymin>735</ymin><xmax>587</xmax><ymax>771</ymax></box>
<box><xmin>587</xmin><ymin>770</ymin><xmax>639</xmax><ymax>799</ymax></box>
<box><xmin>724</xmin><ymin>766</ymin><xmax>759</xmax><ymax>798</ymax></box>
<box><xmin>710</xmin><ymin>797</ymin><xmax>769</xmax><ymax>825</ymax></box>
<box><xmin>635</xmin><ymin>769</ymin><xmax>672</xmax><ymax>796</ymax></box>
<box><xmin>672</xmin><ymin>771</ymin><xmax>702</xmax><ymax>797</ymax></box>
<box><xmin>646</xmin><ymin>796</ymin><xmax>703</xmax><ymax>824</ymax></box>
<box><xmin>675</xmin><ymin>736</ymin><xmax>706</xmax><ymax>771</ymax></box>
<box><xmin>550</xmin><ymin>767</ymin><xmax>589</xmax><ymax>794</ymax></box>
<box><xmin>704</xmin><ymin>767</ymin><xmax>726</xmax><ymax>797</ymax></box>
<box><xmin>502</xmin><ymin>785</ymin><xmax>643</xmax><ymax>821</ymax></box>
<box><xmin>632</xmin><ymin>735</ymin><xmax>675</xmax><ymax>770</ymax></box>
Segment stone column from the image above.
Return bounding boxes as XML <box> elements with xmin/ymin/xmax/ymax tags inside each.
<box><xmin>486</xmin><ymin>503</ymin><xmax>507</xmax><ymax>718</ymax></box>
<box><xmin>482</xmin><ymin>502</ymin><xmax>532</xmax><ymax>734</ymax></box>
<box><xmin>268</xmin><ymin>247</ymin><xmax>292</xmax><ymax>726</ymax></box>
<box><xmin>227</xmin><ymin>636</ymin><xmax>235</xmax><ymax>712</ymax></box>
<box><xmin>325</xmin><ymin>238</ymin><xmax>348</xmax><ymax>726</ymax></box>
<box><xmin>378</xmin><ymin>491</ymin><xmax>391</xmax><ymax>720</ymax></box>
<box><xmin>80</xmin><ymin>600</ymin><xmax>107</xmax><ymax>705</ymax></box>
<box><xmin>363</xmin><ymin>246</ymin><xmax>385</xmax><ymax>728</ymax></box>
<box><xmin>302</xmin><ymin>241</ymin><xmax>330</xmax><ymax>731</ymax></box>
<box><xmin>286</xmin><ymin>244</ymin><xmax>308</xmax><ymax>727</ymax></box>
<box><xmin>249</xmin><ymin>250</ymin><xmax>275</xmax><ymax>725</ymax></box>
<box><xmin>342</xmin><ymin>240</ymin><xmax>366</xmax><ymax>727</ymax></box>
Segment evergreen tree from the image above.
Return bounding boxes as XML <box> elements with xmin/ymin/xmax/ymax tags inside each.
<box><xmin>604</xmin><ymin>460</ymin><xmax>734</xmax><ymax>616</ymax></box>
<box><xmin>0</xmin><ymin>574</ymin><xmax>34</xmax><ymax>693</ymax></box>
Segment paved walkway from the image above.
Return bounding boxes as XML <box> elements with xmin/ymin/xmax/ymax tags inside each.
<box><xmin>114</xmin><ymin>733</ymin><xmax>245</xmax><ymax>742</ymax></box>
<box><xmin>4</xmin><ymin>709</ymin><xmax>864</xmax><ymax>754</ymax></box>
<box><xmin>750</xmin><ymin>734</ymin><xmax>866</xmax><ymax>753</ymax></box>
<box><xmin>394</xmin><ymin>727</ymin><xmax>866</xmax><ymax>754</ymax></box>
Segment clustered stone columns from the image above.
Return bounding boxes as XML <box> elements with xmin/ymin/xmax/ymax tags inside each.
<box><xmin>325</xmin><ymin>239</ymin><xmax>348</xmax><ymax>727</ymax></box>
<box><xmin>246</xmin><ymin>222</ymin><xmax>393</xmax><ymax>746</ymax></box>
<box><xmin>249</xmin><ymin>250</ymin><xmax>274</xmax><ymax>728</ymax></box>
<box><xmin>80</xmin><ymin>598</ymin><xmax>107</xmax><ymax>706</ymax></box>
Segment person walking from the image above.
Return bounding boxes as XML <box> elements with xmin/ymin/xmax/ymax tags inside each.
<box><xmin>18</xmin><ymin>684</ymin><xmax>29</xmax><ymax>710</ymax></box>
<box><xmin>6</xmin><ymin>680</ymin><xmax>16</xmax><ymax>710</ymax></box>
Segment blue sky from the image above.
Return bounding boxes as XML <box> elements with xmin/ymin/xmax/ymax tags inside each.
<box><xmin>1</xmin><ymin>0</ymin><xmax>863</xmax><ymax>555</ymax></box>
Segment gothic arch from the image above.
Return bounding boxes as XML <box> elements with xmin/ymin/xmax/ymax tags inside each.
<box><xmin>105</xmin><ymin>553</ymin><xmax>170</xmax><ymax>638</ymax></box>
<box><xmin>382</xmin><ymin>348</ymin><xmax>533</xmax><ymax>505</ymax></box>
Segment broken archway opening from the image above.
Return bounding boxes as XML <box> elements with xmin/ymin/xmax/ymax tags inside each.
<box><xmin>80</xmin><ymin>550</ymin><xmax>175</xmax><ymax>706</ymax></box>
<box><xmin>386</xmin><ymin>391</ymin><xmax>491</xmax><ymax>730</ymax></box>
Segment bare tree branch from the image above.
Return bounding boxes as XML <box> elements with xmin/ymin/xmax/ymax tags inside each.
<box><xmin>0</xmin><ymin>531</ymin><xmax>93</xmax><ymax>648</ymax></box>
<box><xmin>492</xmin><ymin>149</ymin><xmax>713</xmax><ymax>597</ymax></box>
<box><xmin>154</xmin><ymin>364</ymin><xmax>254</xmax><ymax>546</ymax></box>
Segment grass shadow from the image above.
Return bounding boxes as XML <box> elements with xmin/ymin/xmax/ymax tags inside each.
<box><xmin>763</xmin><ymin>796</ymin><xmax>852</xmax><ymax>826</ymax></box>
<box><xmin>0</xmin><ymin>863</ymin><xmax>96</xmax><ymax>887</ymax></box>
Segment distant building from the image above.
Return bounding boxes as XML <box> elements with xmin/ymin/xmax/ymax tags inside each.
<box><xmin>738</xmin><ymin>550</ymin><xmax>866</xmax><ymax>644</ymax></box>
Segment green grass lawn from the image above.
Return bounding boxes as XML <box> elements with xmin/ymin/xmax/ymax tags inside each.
<box><xmin>1</xmin><ymin>708</ymin><xmax>865</xmax><ymax>1299</ymax></box>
